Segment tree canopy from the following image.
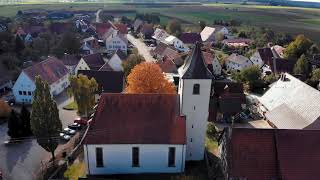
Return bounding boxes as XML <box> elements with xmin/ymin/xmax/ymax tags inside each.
<box><xmin>284</xmin><ymin>34</ymin><xmax>313</xmax><ymax>59</ymax></box>
<box><xmin>122</xmin><ymin>53</ymin><xmax>145</xmax><ymax>79</ymax></box>
<box><xmin>31</xmin><ymin>76</ymin><xmax>62</xmax><ymax>160</ymax></box>
<box><xmin>311</xmin><ymin>68</ymin><xmax>320</xmax><ymax>82</ymax></box>
<box><xmin>293</xmin><ymin>54</ymin><xmax>309</xmax><ymax>76</ymax></box>
<box><xmin>231</xmin><ymin>65</ymin><xmax>264</xmax><ymax>91</ymax></box>
<box><xmin>167</xmin><ymin>19</ymin><xmax>182</xmax><ymax>37</ymax></box>
<box><xmin>126</xmin><ymin>63</ymin><xmax>176</xmax><ymax>94</ymax></box>
<box><xmin>69</xmin><ymin>74</ymin><xmax>98</xmax><ymax>117</ymax></box>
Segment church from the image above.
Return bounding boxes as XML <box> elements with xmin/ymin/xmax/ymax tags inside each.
<box><xmin>83</xmin><ymin>43</ymin><xmax>214</xmax><ymax>175</ymax></box>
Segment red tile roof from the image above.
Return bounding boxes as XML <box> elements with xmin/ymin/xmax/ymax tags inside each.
<box><xmin>180</xmin><ymin>33</ymin><xmax>201</xmax><ymax>44</ymax></box>
<box><xmin>141</xmin><ymin>24</ymin><xmax>154</xmax><ymax>36</ymax></box>
<box><xmin>85</xmin><ymin>93</ymin><xmax>186</xmax><ymax>144</ymax></box>
<box><xmin>158</xmin><ymin>56</ymin><xmax>178</xmax><ymax>73</ymax></box>
<box><xmin>114</xmin><ymin>23</ymin><xmax>128</xmax><ymax>34</ymax></box>
<box><xmin>24</xmin><ymin>57</ymin><xmax>69</xmax><ymax>85</ymax></box>
<box><xmin>82</xmin><ymin>53</ymin><xmax>105</xmax><ymax>70</ymax></box>
<box><xmin>61</xmin><ymin>54</ymin><xmax>80</xmax><ymax>66</ymax></box>
<box><xmin>94</xmin><ymin>22</ymin><xmax>112</xmax><ymax>36</ymax></box>
<box><xmin>223</xmin><ymin>128</ymin><xmax>320</xmax><ymax>180</ymax></box>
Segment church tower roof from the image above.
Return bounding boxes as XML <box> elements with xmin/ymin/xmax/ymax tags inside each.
<box><xmin>179</xmin><ymin>42</ymin><xmax>214</xmax><ymax>79</ymax></box>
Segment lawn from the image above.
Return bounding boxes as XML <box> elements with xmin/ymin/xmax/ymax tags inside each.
<box><xmin>63</xmin><ymin>101</ymin><xmax>78</xmax><ymax>111</ymax></box>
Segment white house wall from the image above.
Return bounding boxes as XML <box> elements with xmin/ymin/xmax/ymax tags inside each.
<box><xmin>250</xmin><ymin>51</ymin><xmax>264</xmax><ymax>68</ymax></box>
<box><xmin>212</xmin><ymin>57</ymin><xmax>222</xmax><ymax>76</ymax></box>
<box><xmin>50</xmin><ymin>74</ymin><xmax>69</xmax><ymax>96</ymax></box>
<box><xmin>75</xmin><ymin>58</ymin><xmax>90</xmax><ymax>75</ymax></box>
<box><xmin>84</xmin><ymin>144</ymin><xmax>186</xmax><ymax>175</ymax></box>
<box><xmin>108</xmin><ymin>54</ymin><xmax>123</xmax><ymax>71</ymax></box>
<box><xmin>106</xmin><ymin>36</ymin><xmax>127</xmax><ymax>54</ymax></box>
<box><xmin>179</xmin><ymin>79</ymin><xmax>211</xmax><ymax>161</ymax></box>
<box><xmin>12</xmin><ymin>71</ymin><xmax>36</xmax><ymax>104</ymax></box>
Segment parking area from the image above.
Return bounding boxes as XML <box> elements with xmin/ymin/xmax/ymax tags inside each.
<box><xmin>0</xmin><ymin>90</ymin><xmax>79</xmax><ymax>180</ymax></box>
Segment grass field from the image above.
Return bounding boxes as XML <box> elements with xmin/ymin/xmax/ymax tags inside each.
<box><xmin>0</xmin><ymin>2</ymin><xmax>320</xmax><ymax>41</ymax></box>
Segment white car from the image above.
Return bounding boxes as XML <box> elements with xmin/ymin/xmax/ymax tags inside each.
<box><xmin>60</xmin><ymin>133</ymin><xmax>71</xmax><ymax>141</ymax></box>
<box><xmin>63</xmin><ymin>128</ymin><xmax>76</xmax><ymax>135</ymax></box>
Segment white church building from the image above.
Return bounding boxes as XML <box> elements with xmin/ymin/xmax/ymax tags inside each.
<box><xmin>83</xmin><ymin>43</ymin><xmax>214</xmax><ymax>175</ymax></box>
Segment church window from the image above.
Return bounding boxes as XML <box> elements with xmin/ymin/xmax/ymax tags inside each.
<box><xmin>193</xmin><ymin>84</ymin><xmax>200</xmax><ymax>95</ymax></box>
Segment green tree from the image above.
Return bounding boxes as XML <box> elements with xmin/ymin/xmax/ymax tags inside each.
<box><xmin>52</xmin><ymin>32</ymin><xmax>80</xmax><ymax>58</ymax></box>
<box><xmin>231</xmin><ymin>65</ymin><xmax>263</xmax><ymax>91</ymax></box>
<box><xmin>199</xmin><ymin>20</ymin><xmax>206</xmax><ymax>30</ymax></box>
<box><xmin>311</xmin><ymin>68</ymin><xmax>320</xmax><ymax>82</ymax></box>
<box><xmin>15</xmin><ymin>36</ymin><xmax>25</xmax><ymax>54</ymax></box>
<box><xmin>206</xmin><ymin>122</ymin><xmax>218</xmax><ymax>140</ymax></box>
<box><xmin>69</xmin><ymin>74</ymin><xmax>98</xmax><ymax>117</ymax></box>
<box><xmin>293</xmin><ymin>54</ymin><xmax>309</xmax><ymax>76</ymax></box>
<box><xmin>20</xmin><ymin>105</ymin><xmax>32</xmax><ymax>136</ymax></box>
<box><xmin>31</xmin><ymin>76</ymin><xmax>62</xmax><ymax>160</ymax></box>
<box><xmin>122</xmin><ymin>54</ymin><xmax>145</xmax><ymax>79</ymax></box>
<box><xmin>167</xmin><ymin>19</ymin><xmax>182</xmax><ymax>37</ymax></box>
<box><xmin>284</xmin><ymin>34</ymin><xmax>313</xmax><ymax>59</ymax></box>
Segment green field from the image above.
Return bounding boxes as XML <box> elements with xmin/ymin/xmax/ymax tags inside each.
<box><xmin>1</xmin><ymin>2</ymin><xmax>320</xmax><ymax>41</ymax></box>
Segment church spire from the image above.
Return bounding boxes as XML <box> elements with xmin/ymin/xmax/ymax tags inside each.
<box><xmin>180</xmin><ymin>42</ymin><xmax>214</xmax><ymax>79</ymax></box>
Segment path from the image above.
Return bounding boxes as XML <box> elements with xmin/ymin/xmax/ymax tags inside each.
<box><xmin>127</xmin><ymin>34</ymin><xmax>156</xmax><ymax>62</ymax></box>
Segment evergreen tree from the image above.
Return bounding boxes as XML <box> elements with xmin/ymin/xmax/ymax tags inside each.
<box><xmin>293</xmin><ymin>54</ymin><xmax>309</xmax><ymax>77</ymax></box>
<box><xmin>20</xmin><ymin>105</ymin><xmax>32</xmax><ymax>136</ymax></box>
<box><xmin>15</xmin><ymin>36</ymin><xmax>25</xmax><ymax>54</ymax></box>
<box><xmin>31</xmin><ymin>76</ymin><xmax>62</xmax><ymax>160</ymax></box>
<box><xmin>7</xmin><ymin>110</ymin><xmax>22</xmax><ymax>138</ymax></box>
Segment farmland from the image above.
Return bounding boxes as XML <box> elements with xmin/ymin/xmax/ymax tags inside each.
<box><xmin>1</xmin><ymin>2</ymin><xmax>320</xmax><ymax>41</ymax></box>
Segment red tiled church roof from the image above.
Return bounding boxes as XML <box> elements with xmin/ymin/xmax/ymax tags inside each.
<box><xmin>85</xmin><ymin>93</ymin><xmax>186</xmax><ymax>145</ymax></box>
<box><xmin>24</xmin><ymin>57</ymin><xmax>69</xmax><ymax>85</ymax></box>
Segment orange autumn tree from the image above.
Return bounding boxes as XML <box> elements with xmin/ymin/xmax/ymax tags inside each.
<box><xmin>126</xmin><ymin>63</ymin><xmax>176</xmax><ymax>94</ymax></box>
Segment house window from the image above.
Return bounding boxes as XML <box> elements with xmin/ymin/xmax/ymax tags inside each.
<box><xmin>193</xmin><ymin>84</ymin><xmax>200</xmax><ymax>95</ymax></box>
<box><xmin>23</xmin><ymin>91</ymin><xmax>26</xmax><ymax>95</ymax></box>
<box><xmin>19</xmin><ymin>91</ymin><xmax>22</xmax><ymax>95</ymax></box>
<box><xmin>190</xmin><ymin>138</ymin><xmax>193</xmax><ymax>142</ymax></box>
<box><xmin>96</xmin><ymin>147</ymin><xmax>104</xmax><ymax>167</ymax></box>
<box><xmin>132</xmin><ymin>147</ymin><xmax>139</xmax><ymax>167</ymax></box>
<box><xmin>28</xmin><ymin>91</ymin><xmax>31</xmax><ymax>96</ymax></box>
<box><xmin>168</xmin><ymin>147</ymin><xmax>176</xmax><ymax>167</ymax></box>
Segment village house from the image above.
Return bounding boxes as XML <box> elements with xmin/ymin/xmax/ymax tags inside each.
<box><xmin>157</xmin><ymin>55</ymin><xmax>178</xmax><ymax>74</ymax></box>
<box><xmin>12</xmin><ymin>57</ymin><xmax>69</xmax><ymax>104</ymax></box>
<box><xmin>75</xmin><ymin>53</ymin><xmax>106</xmax><ymax>74</ymax></box>
<box><xmin>259</xmin><ymin>73</ymin><xmax>320</xmax><ymax>129</ymax></box>
<box><xmin>151</xmin><ymin>42</ymin><xmax>184</xmax><ymax>66</ymax></box>
<box><xmin>133</xmin><ymin>19</ymin><xmax>144</xmax><ymax>33</ymax></box>
<box><xmin>140</xmin><ymin>24</ymin><xmax>154</xmax><ymax>39</ymax></box>
<box><xmin>271</xmin><ymin>45</ymin><xmax>285</xmax><ymax>58</ymax></box>
<box><xmin>78</xmin><ymin>70</ymin><xmax>124</xmax><ymax>102</ymax></box>
<box><xmin>222</xmin><ymin>38</ymin><xmax>253</xmax><ymax>48</ymax></box>
<box><xmin>106</xmin><ymin>49</ymin><xmax>127</xmax><ymax>71</ymax></box>
<box><xmin>203</xmin><ymin>51</ymin><xmax>222</xmax><ymax>76</ymax></box>
<box><xmin>225</xmin><ymin>53</ymin><xmax>253</xmax><ymax>71</ymax></box>
<box><xmin>219</xmin><ymin>127</ymin><xmax>320</xmax><ymax>180</ymax></box>
<box><xmin>60</xmin><ymin>54</ymin><xmax>80</xmax><ymax>75</ymax></box>
<box><xmin>84</xmin><ymin>43</ymin><xmax>215</xmax><ymax>175</ymax></box>
<box><xmin>152</xmin><ymin>28</ymin><xmax>169</xmax><ymax>44</ymax></box>
<box><xmin>250</xmin><ymin>48</ymin><xmax>274</xmax><ymax>68</ymax></box>
<box><xmin>81</xmin><ymin>36</ymin><xmax>101</xmax><ymax>55</ymax></box>
<box><xmin>105</xmin><ymin>31</ymin><xmax>128</xmax><ymax>55</ymax></box>
<box><xmin>164</xmin><ymin>35</ymin><xmax>189</xmax><ymax>52</ymax></box>
<box><xmin>200</xmin><ymin>26</ymin><xmax>229</xmax><ymax>42</ymax></box>
<box><xmin>179</xmin><ymin>32</ymin><xmax>202</xmax><ymax>47</ymax></box>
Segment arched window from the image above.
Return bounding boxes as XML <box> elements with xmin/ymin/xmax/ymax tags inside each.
<box><xmin>193</xmin><ymin>84</ymin><xmax>200</xmax><ymax>95</ymax></box>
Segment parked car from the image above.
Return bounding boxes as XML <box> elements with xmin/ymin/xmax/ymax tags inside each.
<box><xmin>63</xmin><ymin>128</ymin><xmax>76</xmax><ymax>135</ymax></box>
<box><xmin>68</xmin><ymin>123</ymin><xmax>81</xmax><ymax>130</ymax></box>
<box><xmin>60</xmin><ymin>133</ymin><xmax>71</xmax><ymax>141</ymax></box>
<box><xmin>74</xmin><ymin>117</ymin><xmax>88</xmax><ymax>126</ymax></box>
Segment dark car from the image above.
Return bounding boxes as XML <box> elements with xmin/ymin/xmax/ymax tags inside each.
<box><xmin>68</xmin><ymin>123</ymin><xmax>81</xmax><ymax>130</ymax></box>
<box><xmin>74</xmin><ymin>117</ymin><xmax>88</xmax><ymax>126</ymax></box>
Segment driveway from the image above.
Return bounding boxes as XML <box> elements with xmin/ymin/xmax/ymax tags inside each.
<box><xmin>0</xmin><ymin>91</ymin><xmax>77</xmax><ymax>180</ymax></box>
<box><xmin>127</xmin><ymin>34</ymin><xmax>156</xmax><ymax>62</ymax></box>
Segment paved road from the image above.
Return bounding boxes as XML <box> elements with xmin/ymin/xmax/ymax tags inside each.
<box><xmin>127</xmin><ymin>34</ymin><xmax>156</xmax><ymax>62</ymax></box>
<box><xmin>0</xmin><ymin>91</ymin><xmax>77</xmax><ymax>180</ymax></box>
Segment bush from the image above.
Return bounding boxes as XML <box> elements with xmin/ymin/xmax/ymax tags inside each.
<box><xmin>206</xmin><ymin>122</ymin><xmax>218</xmax><ymax>140</ymax></box>
<box><xmin>0</xmin><ymin>99</ymin><xmax>11</xmax><ymax>118</ymax></box>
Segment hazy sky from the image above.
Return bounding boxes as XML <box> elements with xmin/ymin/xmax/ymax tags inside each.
<box><xmin>290</xmin><ymin>0</ymin><xmax>320</xmax><ymax>2</ymax></box>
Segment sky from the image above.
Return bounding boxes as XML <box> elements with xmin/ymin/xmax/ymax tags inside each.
<box><xmin>290</xmin><ymin>0</ymin><xmax>320</xmax><ymax>2</ymax></box>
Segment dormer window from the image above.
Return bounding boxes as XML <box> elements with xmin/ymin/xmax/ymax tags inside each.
<box><xmin>193</xmin><ymin>84</ymin><xmax>200</xmax><ymax>95</ymax></box>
